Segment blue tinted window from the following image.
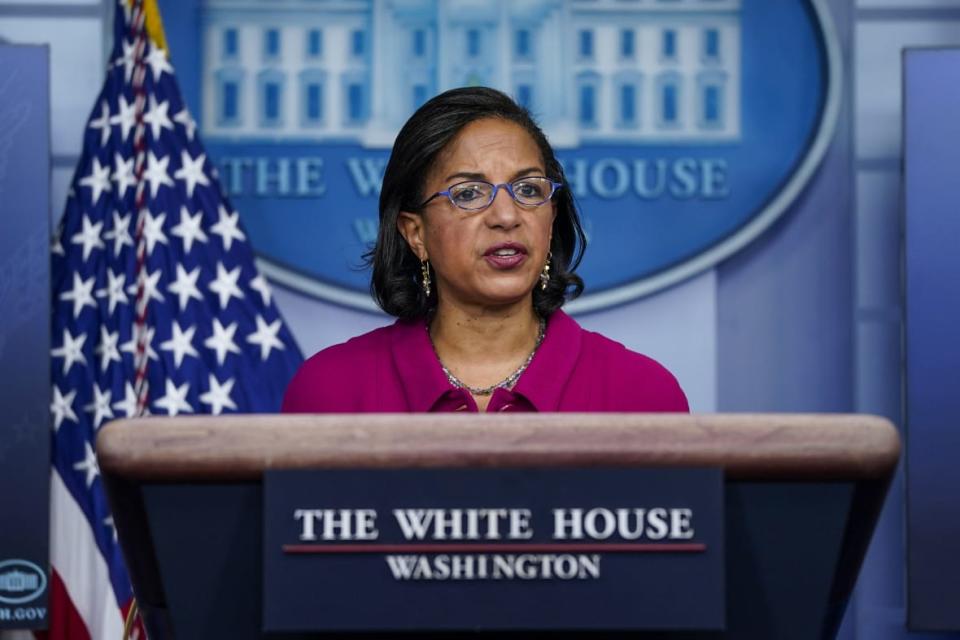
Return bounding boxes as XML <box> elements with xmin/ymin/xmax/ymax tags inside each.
<box><xmin>265</xmin><ymin>28</ymin><xmax>280</xmax><ymax>57</ymax></box>
<box><xmin>663</xmin><ymin>83</ymin><xmax>677</xmax><ymax>122</ymax></box>
<box><xmin>308</xmin><ymin>29</ymin><xmax>322</xmax><ymax>57</ymax></box>
<box><xmin>413</xmin><ymin>29</ymin><xmax>426</xmax><ymax>56</ymax></box>
<box><xmin>704</xmin><ymin>29</ymin><xmax>719</xmax><ymax>59</ymax></box>
<box><xmin>579</xmin><ymin>84</ymin><xmax>595</xmax><ymax>125</ymax></box>
<box><xmin>264</xmin><ymin>82</ymin><xmax>281</xmax><ymax>121</ymax></box>
<box><xmin>516</xmin><ymin>29</ymin><xmax>530</xmax><ymax>57</ymax></box>
<box><xmin>621</xmin><ymin>30</ymin><xmax>634</xmax><ymax>57</ymax></box>
<box><xmin>621</xmin><ymin>84</ymin><xmax>636</xmax><ymax>123</ymax></box>
<box><xmin>307</xmin><ymin>83</ymin><xmax>322</xmax><ymax>120</ymax></box>
<box><xmin>579</xmin><ymin>30</ymin><xmax>593</xmax><ymax>58</ymax></box>
<box><xmin>223</xmin><ymin>81</ymin><xmax>238</xmax><ymax>120</ymax></box>
<box><xmin>704</xmin><ymin>85</ymin><xmax>720</xmax><ymax>124</ymax></box>
<box><xmin>663</xmin><ymin>29</ymin><xmax>676</xmax><ymax>58</ymax></box>
<box><xmin>349</xmin><ymin>83</ymin><xmax>364</xmax><ymax>121</ymax></box>
<box><xmin>517</xmin><ymin>84</ymin><xmax>532</xmax><ymax>108</ymax></box>
<box><xmin>352</xmin><ymin>30</ymin><xmax>365</xmax><ymax>56</ymax></box>
<box><xmin>223</xmin><ymin>29</ymin><xmax>238</xmax><ymax>57</ymax></box>
<box><xmin>467</xmin><ymin>29</ymin><xmax>481</xmax><ymax>57</ymax></box>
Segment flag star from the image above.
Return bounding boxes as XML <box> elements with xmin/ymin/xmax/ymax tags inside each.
<box><xmin>50</xmin><ymin>386</ymin><xmax>79</xmax><ymax>432</ymax></box>
<box><xmin>143</xmin><ymin>94</ymin><xmax>174</xmax><ymax>142</ymax></box>
<box><xmin>73</xmin><ymin>441</ymin><xmax>100</xmax><ymax>489</ymax></box>
<box><xmin>173</xmin><ymin>150</ymin><xmax>210</xmax><ymax>198</ymax></box>
<box><xmin>59</xmin><ymin>273</ymin><xmax>97</xmax><ymax>319</ymax></box>
<box><xmin>51</xmin><ymin>234</ymin><xmax>65</xmax><ymax>256</ymax></box>
<box><xmin>173</xmin><ymin>108</ymin><xmax>197</xmax><ymax>141</ymax></box>
<box><xmin>249</xmin><ymin>273</ymin><xmax>273</xmax><ymax>306</ymax></box>
<box><xmin>199</xmin><ymin>375</ymin><xmax>237</xmax><ymax>415</ymax></box>
<box><xmin>247</xmin><ymin>315</ymin><xmax>285</xmax><ymax>361</ymax></box>
<box><xmin>160</xmin><ymin>321</ymin><xmax>199</xmax><ymax>368</ymax></box>
<box><xmin>126</xmin><ymin>268</ymin><xmax>165</xmax><ymax>305</ymax></box>
<box><xmin>143</xmin><ymin>151</ymin><xmax>174</xmax><ymax>198</ymax></box>
<box><xmin>88</xmin><ymin>100</ymin><xmax>112</xmax><ymax>147</ymax></box>
<box><xmin>209</xmin><ymin>262</ymin><xmax>245</xmax><ymax>310</ymax></box>
<box><xmin>210</xmin><ymin>205</ymin><xmax>246</xmax><ymax>252</ymax></box>
<box><xmin>120</xmin><ymin>326</ymin><xmax>159</xmax><ymax>362</ymax></box>
<box><xmin>115</xmin><ymin>38</ymin><xmax>136</xmax><ymax>83</ymax></box>
<box><xmin>112</xmin><ymin>382</ymin><xmax>139</xmax><ymax>418</ymax></box>
<box><xmin>103</xmin><ymin>211</ymin><xmax>134</xmax><ymax>256</ymax></box>
<box><xmin>153</xmin><ymin>379</ymin><xmax>192</xmax><ymax>417</ymax></box>
<box><xmin>78</xmin><ymin>156</ymin><xmax>112</xmax><ymax>204</ymax></box>
<box><xmin>110</xmin><ymin>95</ymin><xmax>136</xmax><ymax>142</ymax></box>
<box><xmin>145</xmin><ymin>42</ymin><xmax>174</xmax><ymax>82</ymax></box>
<box><xmin>204</xmin><ymin>318</ymin><xmax>241</xmax><ymax>366</ymax></box>
<box><xmin>112</xmin><ymin>153</ymin><xmax>136</xmax><ymax>198</ymax></box>
<box><xmin>96</xmin><ymin>269</ymin><xmax>129</xmax><ymax>315</ymax></box>
<box><xmin>70</xmin><ymin>215</ymin><xmax>105</xmax><ymax>262</ymax></box>
<box><xmin>51</xmin><ymin>328</ymin><xmax>88</xmax><ymax>375</ymax></box>
<box><xmin>104</xmin><ymin>516</ymin><xmax>118</xmax><ymax>544</ymax></box>
<box><xmin>84</xmin><ymin>384</ymin><xmax>114</xmax><ymax>430</ymax></box>
<box><xmin>94</xmin><ymin>325</ymin><xmax>122</xmax><ymax>372</ymax></box>
<box><xmin>171</xmin><ymin>206</ymin><xmax>208</xmax><ymax>253</ymax></box>
<box><xmin>167</xmin><ymin>263</ymin><xmax>204</xmax><ymax>311</ymax></box>
<box><xmin>143</xmin><ymin>210</ymin><xmax>169</xmax><ymax>255</ymax></box>
<box><xmin>119</xmin><ymin>0</ymin><xmax>132</xmax><ymax>27</ymax></box>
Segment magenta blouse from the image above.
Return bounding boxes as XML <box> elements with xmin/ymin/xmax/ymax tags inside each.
<box><xmin>282</xmin><ymin>310</ymin><xmax>689</xmax><ymax>413</ymax></box>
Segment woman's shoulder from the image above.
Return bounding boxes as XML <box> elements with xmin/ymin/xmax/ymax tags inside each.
<box><xmin>575</xmin><ymin>322</ymin><xmax>690</xmax><ymax>412</ymax></box>
<box><xmin>310</xmin><ymin>323</ymin><xmax>395</xmax><ymax>364</ymax></box>
<box><xmin>281</xmin><ymin>322</ymin><xmax>397</xmax><ymax>413</ymax></box>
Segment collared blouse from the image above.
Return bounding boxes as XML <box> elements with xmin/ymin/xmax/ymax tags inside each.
<box><xmin>281</xmin><ymin>310</ymin><xmax>689</xmax><ymax>413</ymax></box>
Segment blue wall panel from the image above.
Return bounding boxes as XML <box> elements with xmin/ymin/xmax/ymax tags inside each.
<box><xmin>0</xmin><ymin>44</ymin><xmax>52</xmax><ymax>629</ymax></box>
<box><xmin>904</xmin><ymin>47</ymin><xmax>960</xmax><ymax>633</ymax></box>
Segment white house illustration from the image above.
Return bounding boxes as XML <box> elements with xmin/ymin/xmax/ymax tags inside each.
<box><xmin>0</xmin><ymin>569</ymin><xmax>40</xmax><ymax>592</ymax></box>
<box><xmin>201</xmin><ymin>0</ymin><xmax>741</xmax><ymax>147</ymax></box>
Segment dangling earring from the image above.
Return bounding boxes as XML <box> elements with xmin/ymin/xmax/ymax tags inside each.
<box><xmin>421</xmin><ymin>259</ymin><xmax>432</xmax><ymax>297</ymax></box>
<box><xmin>539</xmin><ymin>252</ymin><xmax>552</xmax><ymax>291</ymax></box>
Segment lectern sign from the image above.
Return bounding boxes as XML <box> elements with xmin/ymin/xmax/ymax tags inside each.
<box><xmin>264</xmin><ymin>468</ymin><xmax>724</xmax><ymax>632</ymax></box>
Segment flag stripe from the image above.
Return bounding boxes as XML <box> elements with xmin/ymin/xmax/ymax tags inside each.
<box><xmin>49</xmin><ymin>470</ymin><xmax>124</xmax><ymax>640</ymax></box>
<box><xmin>35</xmin><ymin>571</ymin><xmax>92</xmax><ymax>640</ymax></box>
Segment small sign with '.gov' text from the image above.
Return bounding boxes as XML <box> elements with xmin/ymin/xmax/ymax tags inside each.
<box><xmin>263</xmin><ymin>468</ymin><xmax>724</xmax><ymax>632</ymax></box>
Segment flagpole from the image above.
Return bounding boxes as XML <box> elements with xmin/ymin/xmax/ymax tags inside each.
<box><xmin>128</xmin><ymin>0</ymin><xmax>152</xmax><ymax>416</ymax></box>
<box><xmin>122</xmin><ymin>600</ymin><xmax>140</xmax><ymax>640</ymax></box>
<box><xmin>127</xmin><ymin>1</ymin><xmax>149</xmax><ymax>634</ymax></box>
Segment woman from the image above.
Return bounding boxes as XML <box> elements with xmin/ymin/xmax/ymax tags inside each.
<box><xmin>282</xmin><ymin>87</ymin><xmax>688</xmax><ymax>413</ymax></box>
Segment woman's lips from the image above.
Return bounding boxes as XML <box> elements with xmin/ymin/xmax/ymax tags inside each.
<box><xmin>484</xmin><ymin>252</ymin><xmax>527</xmax><ymax>269</ymax></box>
<box><xmin>483</xmin><ymin>243</ymin><xmax>528</xmax><ymax>270</ymax></box>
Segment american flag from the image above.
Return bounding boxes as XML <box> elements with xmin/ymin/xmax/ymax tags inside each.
<box><xmin>46</xmin><ymin>0</ymin><xmax>302</xmax><ymax>637</ymax></box>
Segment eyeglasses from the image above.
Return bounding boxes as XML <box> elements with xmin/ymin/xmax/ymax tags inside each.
<box><xmin>418</xmin><ymin>176</ymin><xmax>563</xmax><ymax>211</ymax></box>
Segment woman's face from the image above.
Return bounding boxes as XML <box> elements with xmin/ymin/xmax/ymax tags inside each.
<box><xmin>398</xmin><ymin>118</ymin><xmax>556</xmax><ymax>312</ymax></box>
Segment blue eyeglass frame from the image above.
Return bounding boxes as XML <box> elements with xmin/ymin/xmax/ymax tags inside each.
<box><xmin>417</xmin><ymin>177</ymin><xmax>564</xmax><ymax>211</ymax></box>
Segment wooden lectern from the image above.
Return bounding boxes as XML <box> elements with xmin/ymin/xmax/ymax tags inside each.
<box><xmin>97</xmin><ymin>413</ymin><xmax>899</xmax><ymax>639</ymax></box>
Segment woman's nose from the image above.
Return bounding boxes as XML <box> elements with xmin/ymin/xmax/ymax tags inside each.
<box><xmin>485</xmin><ymin>184</ymin><xmax>522</xmax><ymax>227</ymax></box>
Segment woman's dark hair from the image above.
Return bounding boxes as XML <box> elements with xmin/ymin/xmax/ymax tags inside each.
<box><xmin>367</xmin><ymin>86</ymin><xmax>587</xmax><ymax>320</ymax></box>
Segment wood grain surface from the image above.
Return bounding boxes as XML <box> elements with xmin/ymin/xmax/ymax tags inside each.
<box><xmin>96</xmin><ymin>413</ymin><xmax>900</xmax><ymax>482</ymax></box>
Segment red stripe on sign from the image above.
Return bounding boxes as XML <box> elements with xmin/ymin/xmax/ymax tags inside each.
<box><xmin>283</xmin><ymin>543</ymin><xmax>706</xmax><ymax>554</ymax></box>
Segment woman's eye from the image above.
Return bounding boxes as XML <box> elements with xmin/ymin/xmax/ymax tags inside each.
<box><xmin>453</xmin><ymin>190</ymin><xmax>477</xmax><ymax>202</ymax></box>
<box><xmin>515</xmin><ymin>182</ymin><xmax>544</xmax><ymax>198</ymax></box>
<box><xmin>452</xmin><ymin>186</ymin><xmax>483</xmax><ymax>202</ymax></box>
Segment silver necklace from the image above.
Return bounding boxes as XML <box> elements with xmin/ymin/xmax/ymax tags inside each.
<box><xmin>430</xmin><ymin>317</ymin><xmax>546</xmax><ymax>396</ymax></box>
